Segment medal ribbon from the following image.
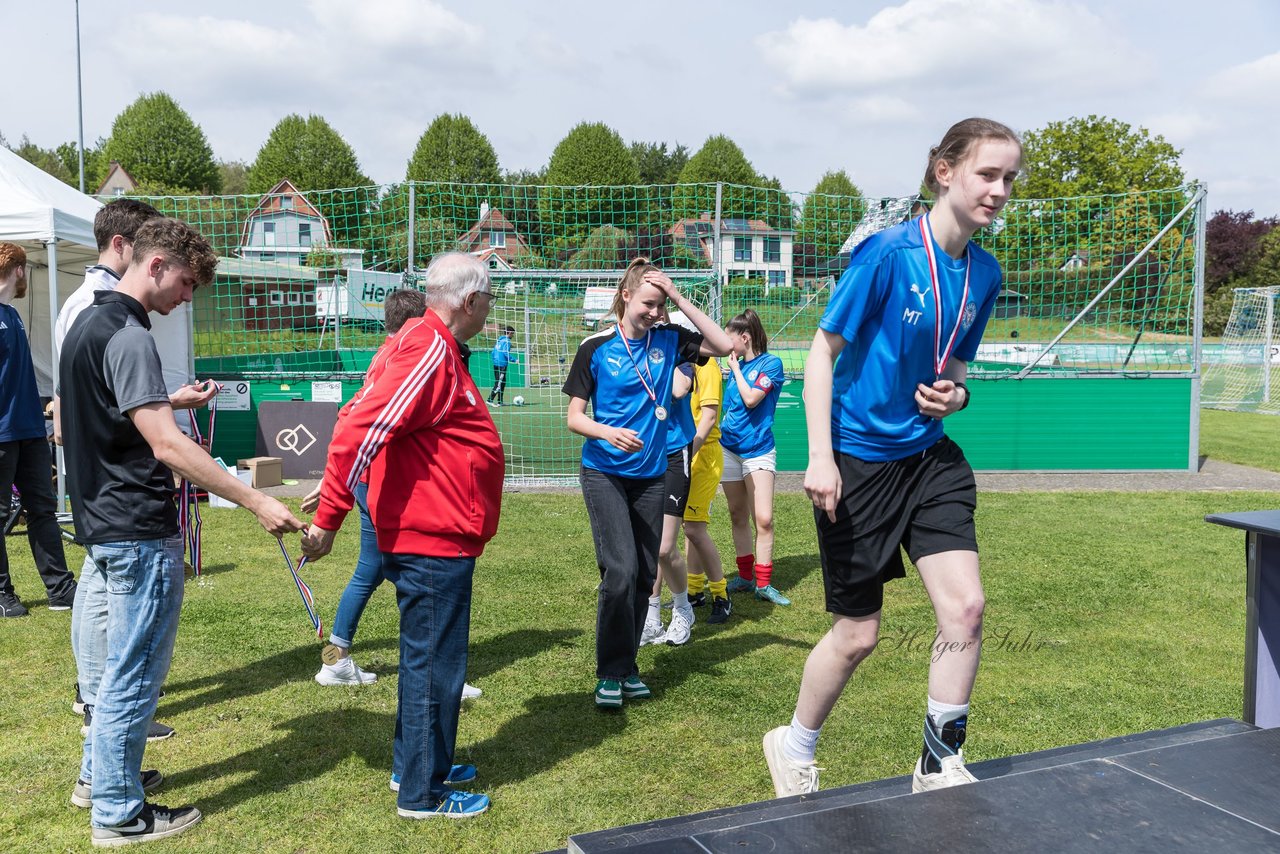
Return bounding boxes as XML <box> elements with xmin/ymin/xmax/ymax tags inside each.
<box><xmin>179</xmin><ymin>384</ymin><xmax>220</xmax><ymax>577</ymax></box>
<box><xmin>617</xmin><ymin>325</ymin><xmax>659</xmax><ymax>406</ymax></box>
<box><xmin>919</xmin><ymin>215</ymin><xmax>970</xmax><ymax>379</ymax></box>
<box><xmin>278</xmin><ymin>538</ymin><xmax>324</xmax><ymax>640</ymax></box>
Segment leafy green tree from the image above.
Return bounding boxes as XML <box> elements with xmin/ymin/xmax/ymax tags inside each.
<box><xmin>6</xmin><ymin>134</ymin><xmax>74</xmax><ymax>184</ymax></box>
<box><xmin>539</xmin><ymin>122</ymin><xmax>640</xmax><ymax>243</ymax></box>
<box><xmin>798</xmin><ymin>171</ymin><xmax>865</xmax><ymax>261</ymax></box>
<box><xmin>54</xmin><ymin>138</ymin><xmax>107</xmax><ymax>190</ymax></box>
<box><xmin>630</xmin><ymin>141</ymin><xmax>688</xmax><ymax>185</ymax></box>
<box><xmin>247</xmin><ymin>114</ymin><xmax>369</xmax><ymax>192</ymax></box>
<box><xmin>673</xmin><ymin>135</ymin><xmax>789</xmax><ymax>225</ymax></box>
<box><xmin>102</xmin><ymin>92</ymin><xmax>221</xmax><ymax>193</ymax></box>
<box><xmin>406</xmin><ymin>114</ymin><xmax>501</xmax><ymax>184</ymax></box>
<box><xmin>218</xmin><ymin>160</ymin><xmax>250</xmax><ymax>195</ymax></box>
<box><xmin>1019</xmin><ymin>115</ymin><xmax>1186</xmax><ymax>200</ymax></box>
<box><xmin>566</xmin><ymin>225</ymin><xmax>633</xmax><ymax>269</ymax></box>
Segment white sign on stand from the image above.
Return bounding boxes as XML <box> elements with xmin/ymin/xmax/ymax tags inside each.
<box><xmin>312</xmin><ymin>381</ymin><xmax>343</xmax><ymax>404</ymax></box>
<box><xmin>215</xmin><ymin>381</ymin><xmax>251</xmax><ymax>412</ymax></box>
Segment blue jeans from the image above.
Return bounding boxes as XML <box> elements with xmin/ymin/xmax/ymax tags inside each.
<box><xmin>383</xmin><ymin>553</ymin><xmax>474</xmax><ymax>809</ymax></box>
<box><xmin>80</xmin><ymin>536</ymin><xmax>184</xmax><ymax>828</ymax></box>
<box><xmin>71</xmin><ymin>553</ymin><xmax>109</xmax><ymax>707</ymax></box>
<box><xmin>329</xmin><ymin>481</ymin><xmax>384</xmax><ymax>649</ymax></box>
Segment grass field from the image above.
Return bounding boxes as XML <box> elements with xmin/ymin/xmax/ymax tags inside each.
<box><xmin>1199</xmin><ymin>408</ymin><xmax>1280</xmax><ymax>472</ymax></box>
<box><xmin>1</xmin><ymin>482</ymin><xmax>1269</xmax><ymax>853</ymax></box>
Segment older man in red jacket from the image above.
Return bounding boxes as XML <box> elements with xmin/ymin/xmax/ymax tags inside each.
<box><xmin>303</xmin><ymin>251</ymin><xmax>504</xmax><ymax>819</ymax></box>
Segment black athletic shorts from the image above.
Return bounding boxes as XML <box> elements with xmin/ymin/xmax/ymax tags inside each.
<box><xmin>663</xmin><ymin>445</ymin><xmax>691</xmax><ymax>517</ymax></box>
<box><xmin>815</xmin><ymin>435</ymin><xmax>978</xmax><ymax>618</ymax></box>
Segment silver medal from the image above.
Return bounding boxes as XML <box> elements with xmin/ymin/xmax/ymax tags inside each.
<box><xmin>654</xmin><ymin>405</ymin><xmax>668</xmax><ymax>421</ymax></box>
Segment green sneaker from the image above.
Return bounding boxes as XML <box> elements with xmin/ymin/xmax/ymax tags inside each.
<box><xmin>595</xmin><ymin>679</ymin><xmax>622</xmax><ymax>709</ymax></box>
<box><xmin>755</xmin><ymin>585</ymin><xmax>792</xmax><ymax>606</ymax></box>
<box><xmin>621</xmin><ymin>676</ymin><xmax>652</xmax><ymax>699</ymax></box>
<box><xmin>726</xmin><ymin>575</ymin><xmax>755</xmax><ymax>594</ymax></box>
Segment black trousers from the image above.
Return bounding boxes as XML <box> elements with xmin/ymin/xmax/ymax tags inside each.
<box><xmin>489</xmin><ymin>365</ymin><xmax>509</xmax><ymax>402</ymax></box>
<box><xmin>0</xmin><ymin>438</ymin><xmax>74</xmax><ymax>598</ymax></box>
<box><xmin>580</xmin><ymin>466</ymin><xmax>663</xmax><ymax>680</ymax></box>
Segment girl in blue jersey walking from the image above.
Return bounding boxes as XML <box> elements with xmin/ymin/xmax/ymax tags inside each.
<box><xmin>763</xmin><ymin>118</ymin><xmax>1021</xmax><ymax>798</ymax></box>
<box><xmin>720</xmin><ymin>309</ymin><xmax>789</xmax><ymax>606</ymax></box>
<box><xmin>563</xmin><ymin>259</ymin><xmax>731</xmax><ymax>708</ymax></box>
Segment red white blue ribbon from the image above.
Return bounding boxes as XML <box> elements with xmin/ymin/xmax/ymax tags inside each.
<box><xmin>277</xmin><ymin>538</ymin><xmax>323</xmax><ymax>640</ymax></box>
<box><xmin>178</xmin><ymin>383</ymin><xmax>220</xmax><ymax>577</ymax></box>
<box><xmin>919</xmin><ymin>215</ymin><xmax>970</xmax><ymax>380</ymax></box>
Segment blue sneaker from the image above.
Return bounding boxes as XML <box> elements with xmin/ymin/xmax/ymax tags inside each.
<box><xmin>398</xmin><ymin>790</ymin><xmax>490</xmax><ymax>819</ymax></box>
<box><xmin>390</xmin><ymin>765</ymin><xmax>478</xmax><ymax>792</ymax></box>
<box><xmin>595</xmin><ymin>679</ymin><xmax>622</xmax><ymax>709</ymax></box>
<box><xmin>726</xmin><ymin>575</ymin><xmax>755</xmax><ymax>594</ymax></box>
<box><xmin>621</xmin><ymin>676</ymin><xmax>652</xmax><ymax>699</ymax></box>
<box><xmin>755</xmin><ymin>585</ymin><xmax>791</xmax><ymax>606</ymax></box>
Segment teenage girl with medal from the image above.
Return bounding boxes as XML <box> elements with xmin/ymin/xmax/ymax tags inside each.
<box><xmin>763</xmin><ymin>118</ymin><xmax>1021</xmax><ymax>798</ymax></box>
<box><xmin>563</xmin><ymin>259</ymin><xmax>731</xmax><ymax>708</ymax></box>
<box><xmin>720</xmin><ymin>309</ymin><xmax>790</xmax><ymax>606</ymax></box>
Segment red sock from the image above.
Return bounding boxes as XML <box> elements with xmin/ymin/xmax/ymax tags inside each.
<box><xmin>736</xmin><ymin>554</ymin><xmax>755</xmax><ymax>581</ymax></box>
<box><xmin>755</xmin><ymin>562</ymin><xmax>773</xmax><ymax>588</ymax></box>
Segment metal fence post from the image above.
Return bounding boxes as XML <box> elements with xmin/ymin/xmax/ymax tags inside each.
<box><xmin>712</xmin><ymin>182</ymin><xmax>723</xmax><ymax>323</ymax></box>
<box><xmin>408</xmin><ymin>182</ymin><xmax>416</xmax><ymax>274</ymax></box>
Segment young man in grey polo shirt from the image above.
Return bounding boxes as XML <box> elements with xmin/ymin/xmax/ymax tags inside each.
<box><xmin>60</xmin><ymin>217</ymin><xmax>304</xmax><ymax>847</ymax></box>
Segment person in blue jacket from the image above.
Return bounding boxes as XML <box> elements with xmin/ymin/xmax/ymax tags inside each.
<box><xmin>563</xmin><ymin>258</ymin><xmax>731</xmax><ymax>708</ymax></box>
<box><xmin>488</xmin><ymin>325</ymin><xmax>515</xmax><ymax>406</ymax></box>
<box><xmin>762</xmin><ymin>118</ymin><xmax>1021</xmax><ymax>800</ymax></box>
<box><xmin>720</xmin><ymin>309</ymin><xmax>789</xmax><ymax>606</ymax></box>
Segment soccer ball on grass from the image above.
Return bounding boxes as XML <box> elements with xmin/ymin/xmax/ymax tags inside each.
<box><xmin>513</xmin><ymin>395</ymin><xmax>526</xmax><ymax>406</ymax></box>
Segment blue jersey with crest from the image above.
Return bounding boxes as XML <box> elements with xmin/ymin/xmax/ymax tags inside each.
<box><xmin>665</xmin><ymin>363</ymin><xmax>697</xmax><ymax>453</ymax></box>
<box><xmin>720</xmin><ymin>352</ymin><xmax>785</xmax><ymax>457</ymax></box>
<box><xmin>819</xmin><ymin>216</ymin><xmax>1001</xmax><ymax>461</ymax></box>
<box><xmin>563</xmin><ymin>323</ymin><xmax>703</xmax><ymax>478</ymax></box>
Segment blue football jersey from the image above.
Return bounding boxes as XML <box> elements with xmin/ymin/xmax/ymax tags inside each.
<box><xmin>720</xmin><ymin>351</ymin><xmax>785</xmax><ymax>457</ymax></box>
<box><xmin>563</xmin><ymin>323</ymin><xmax>703</xmax><ymax>478</ymax></box>
<box><xmin>819</xmin><ymin>216</ymin><xmax>1001</xmax><ymax>461</ymax></box>
<box><xmin>666</xmin><ymin>362</ymin><xmax>697</xmax><ymax>454</ymax></box>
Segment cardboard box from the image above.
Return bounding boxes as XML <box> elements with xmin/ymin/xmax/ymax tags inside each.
<box><xmin>236</xmin><ymin>457</ymin><xmax>283</xmax><ymax>488</ymax></box>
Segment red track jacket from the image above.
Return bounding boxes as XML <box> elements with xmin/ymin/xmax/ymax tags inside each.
<box><xmin>313</xmin><ymin>310</ymin><xmax>504</xmax><ymax>557</ymax></box>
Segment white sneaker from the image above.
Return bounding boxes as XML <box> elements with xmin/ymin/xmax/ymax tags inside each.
<box><xmin>912</xmin><ymin>751</ymin><xmax>978</xmax><ymax>792</ymax></box>
<box><xmin>763</xmin><ymin>726</ymin><xmax>819</xmax><ymax>798</ymax></box>
<box><xmin>639</xmin><ymin>616</ymin><xmax>665</xmax><ymax>646</ymax></box>
<box><xmin>664</xmin><ymin>607</ymin><xmax>694</xmax><ymax>646</ymax></box>
<box><xmin>461</xmin><ymin>682</ymin><xmax>482</xmax><ymax>700</ymax></box>
<box><xmin>315</xmin><ymin>657</ymin><xmax>377</xmax><ymax>686</ymax></box>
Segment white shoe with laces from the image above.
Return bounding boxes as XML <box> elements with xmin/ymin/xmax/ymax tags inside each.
<box><xmin>664</xmin><ymin>607</ymin><xmax>694</xmax><ymax>646</ymax></box>
<box><xmin>639</xmin><ymin>616</ymin><xmax>665</xmax><ymax>646</ymax></box>
<box><xmin>763</xmin><ymin>726</ymin><xmax>820</xmax><ymax>798</ymax></box>
<box><xmin>315</xmin><ymin>656</ymin><xmax>377</xmax><ymax>686</ymax></box>
<box><xmin>912</xmin><ymin>751</ymin><xmax>978</xmax><ymax>792</ymax></box>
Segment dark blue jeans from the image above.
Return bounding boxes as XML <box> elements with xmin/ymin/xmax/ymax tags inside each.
<box><xmin>329</xmin><ymin>481</ymin><xmax>383</xmax><ymax>648</ymax></box>
<box><xmin>580</xmin><ymin>466</ymin><xmax>664</xmax><ymax>680</ymax></box>
<box><xmin>383</xmin><ymin>552</ymin><xmax>474</xmax><ymax>808</ymax></box>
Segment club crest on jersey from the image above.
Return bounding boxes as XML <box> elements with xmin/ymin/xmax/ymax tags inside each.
<box><xmin>962</xmin><ymin>301</ymin><xmax>978</xmax><ymax>331</ymax></box>
<box><xmin>465</xmin><ymin>390</ymin><xmax>476</xmax><ymax>406</ymax></box>
<box><xmin>647</xmin><ymin>347</ymin><xmax>665</xmax><ymax>365</ymax></box>
<box><xmin>747</xmin><ymin>370</ymin><xmax>758</xmax><ymax>383</ymax></box>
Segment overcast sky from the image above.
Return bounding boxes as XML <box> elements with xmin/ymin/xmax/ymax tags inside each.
<box><xmin>6</xmin><ymin>0</ymin><xmax>1278</xmax><ymax>215</ymax></box>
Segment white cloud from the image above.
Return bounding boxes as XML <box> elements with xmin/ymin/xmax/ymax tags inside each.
<box><xmin>1202</xmin><ymin>50</ymin><xmax>1280</xmax><ymax>105</ymax></box>
<box><xmin>756</xmin><ymin>0</ymin><xmax>1146</xmax><ymax>98</ymax></box>
<box><xmin>306</xmin><ymin>0</ymin><xmax>482</xmax><ymax>53</ymax></box>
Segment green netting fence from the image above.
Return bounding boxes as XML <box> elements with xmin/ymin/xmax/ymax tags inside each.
<box><xmin>138</xmin><ymin>181</ymin><xmax>1206</xmax><ymax>481</ymax></box>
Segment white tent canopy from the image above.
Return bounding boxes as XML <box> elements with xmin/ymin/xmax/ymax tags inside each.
<box><xmin>0</xmin><ymin>145</ymin><xmax>192</xmax><ymax>397</ymax></box>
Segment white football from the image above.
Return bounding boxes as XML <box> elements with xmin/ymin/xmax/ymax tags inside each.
<box><xmin>513</xmin><ymin>395</ymin><xmax>526</xmax><ymax>406</ymax></box>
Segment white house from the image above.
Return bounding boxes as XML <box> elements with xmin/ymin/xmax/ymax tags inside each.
<box><xmin>670</xmin><ymin>213</ymin><xmax>794</xmax><ymax>290</ymax></box>
<box><xmin>239</xmin><ymin>179</ymin><xmax>364</xmax><ymax>270</ymax></box>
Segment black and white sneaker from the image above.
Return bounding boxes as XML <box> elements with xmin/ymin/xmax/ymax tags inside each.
<box><xmin>48</xmin><ymin>582</ymin><xmax>77</xmax><ymax>611</ymax></box>
<box><xmin>708</xmin><ymin>596</ymin><xmax>732</xmax><ymax>624</ymax></box>
<box><xmin>90</xmin><ymin>802</ymin><xmax>202</xmax><ymax>847</ymax></box>
<box><xmin>82</xmin><ymin>706</ymin><xmax>177</xmax><ymax>742</ymax></box>
<box><xmin>71</xmin><ymin>769</ymin><xmax>164</xmax><ymax>808</ymax></box>
<box><xmin>0</xmin><ymin>591</ymin><xmax>28</xmax><ymax>618</ymax></box>
<box><xmin>74</xmin><ymin>684</ymin><xmax>86</xmax><ymax>715</ymax></box>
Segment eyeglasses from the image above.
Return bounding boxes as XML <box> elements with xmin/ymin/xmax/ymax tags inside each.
<box><xmin>475</xmin><ymin>290</ymin><xmax>498</xmax><ymax>302</ymax></box>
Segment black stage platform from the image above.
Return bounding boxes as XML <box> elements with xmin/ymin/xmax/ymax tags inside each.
<box><xmin>558</xmin><ymin>719</ymin><xmax>1280</xmax><ymax>853</ymax></box>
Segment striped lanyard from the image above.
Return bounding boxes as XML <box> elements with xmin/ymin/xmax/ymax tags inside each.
<box><xmin>278</xmin><ymin>538</ymin><xmax>324</xmax><ymax>640</ymax></box>
<box><xmin>617</xmin><ymin>325</ymin><xmax>666</xmax><ymax>420</ymax></box>
<box><xmin>178</xmin><ymin>385</ymin><xmax>219</xmax><ymax>577</ymax></box>
<box><xmin>919</xmin><ymin>214</ymin><xmax>970</xmax><ymax>380</ymax></box>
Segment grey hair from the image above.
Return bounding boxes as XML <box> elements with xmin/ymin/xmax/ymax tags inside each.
<box><xmin>424</xmin><ymin>251</ymin><xmax>490</xmax><ymax>309</ymax></box>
